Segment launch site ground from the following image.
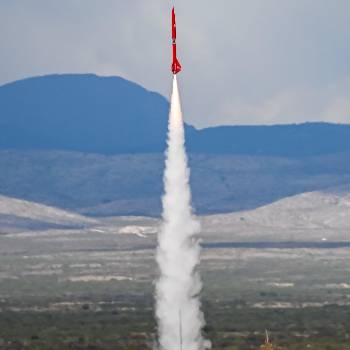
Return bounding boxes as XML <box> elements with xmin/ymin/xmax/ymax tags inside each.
<box><xmin>0</xmin><ymin>199</ymin><xmax>350</xmax><ymax>350</ymax></box>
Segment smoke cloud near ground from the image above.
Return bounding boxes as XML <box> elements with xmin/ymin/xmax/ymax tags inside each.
<box><xmin>155</xmin><ymin>76</ymin><xmax>210</xmax><ymax>350</ymax></box>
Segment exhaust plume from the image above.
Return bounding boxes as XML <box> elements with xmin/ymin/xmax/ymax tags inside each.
<box><xmin>156</xmin><ymin>76</ymin><xmax>210</xmax><ymax>350</ymax></box>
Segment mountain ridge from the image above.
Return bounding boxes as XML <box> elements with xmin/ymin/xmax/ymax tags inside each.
<box><xmin>1</xmin><ymin>74</ymin><xmax>350</xmax><ymax>156</ymax></box>
<box><xmin>1</xmin><ymin>74</ymin><xmax>350</xmax><ymax>216</ymax></box>
<box><xmin>1</xmin><ymin>150</ymin><xmax>350</xmax><ymax>216</ymax></box>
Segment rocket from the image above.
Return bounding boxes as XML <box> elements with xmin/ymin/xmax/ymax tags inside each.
<box><xmin>171</xmin><ymin>7</ymin><xmax>182</xmax><ymax>75</ymax></box>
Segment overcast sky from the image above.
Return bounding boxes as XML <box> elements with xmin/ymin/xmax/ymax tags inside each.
<box><xmin>1</xmin><ymin>0</ymin><xmax>350</xmax><ymax>128</ymax></box>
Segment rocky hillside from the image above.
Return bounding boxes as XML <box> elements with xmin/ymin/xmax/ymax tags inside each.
<box><xmin>0</xmin><ymin>150</ymin><xmax>350</xmax><ymax>216</ymax></box>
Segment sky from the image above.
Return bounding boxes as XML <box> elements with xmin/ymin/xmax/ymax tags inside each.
<box><xmin>0</xmin><ymin>0</ymin><xmax>350</xmax><ymax>128</ymax></box>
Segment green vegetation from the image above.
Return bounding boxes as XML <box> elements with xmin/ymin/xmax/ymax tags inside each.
<box><xmin>0</xmin><ymin>299</ymin><xmax>349</xmax><ymax>350</ymax></box>
<box><xmin>1</xmin><ymin>238</ymin><xmax>350</xmax><ymax>349</ymax></box>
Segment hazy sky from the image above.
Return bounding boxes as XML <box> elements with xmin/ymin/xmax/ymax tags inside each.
<box><xmin>1</xmin><ymin>0</ymin><xmax>350</xmax><ymax>128</ymax></box>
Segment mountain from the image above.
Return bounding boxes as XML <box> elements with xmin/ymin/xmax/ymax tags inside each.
<box><xmin>1</xmin><ymin>74</ymin><xmax>350</xmax><ymax>216</ymax></box>
<box><xmin>0</xmin><ymin>150</ymin><xmax>350</xmax><ymax>216</ymax></box>
<box><xmin>0</xmin><ymin>74</ymin><xmax>194</xmax><ymax>154</ymax></box>
<box><xmin>1</xmin><ymin>74</ymin><xmax>350</xmax><ymax>157</ymax></box>
<box><xmin>187</xmin><ymin>123</ymin><xmax>350</xmax><ymax>156</ymax></box>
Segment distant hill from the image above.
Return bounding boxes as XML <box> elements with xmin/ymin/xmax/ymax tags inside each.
<box><xmin>1</xmin><ymin>74</ymin><xmax>350</xmax><ymax>216</ymax></box>
<box><xmin>187</xmin><ymin>123</ymin><xmax>350</xmax><ymax>156</ymax></box>
<box><xmin>0</xmin><ymin>74</ymin><xmax>191</xmax><ymax>154</ymax></box>
<box><xmin>0</xmin><ymin>194</ymin><xmax>94</xmax><ymax>233</ymax></box>
<box><xmin>2</xmin><ymin>186</ymin><xmax>350</xmax><ymax>242</ymax></box>
<box><xmin>202</xmin><ymin>187</ymin><xmax>350</xmax><ymax>242</ymax></box>
<box><xmin>1</xmin><ymin>74</ymin><xmax>350</xmax><ymax>157</ymax></box>
<box><xmin>0</xmin><ymin>150</ymin><xmax>350</xmax><ymax>216</ymax></box>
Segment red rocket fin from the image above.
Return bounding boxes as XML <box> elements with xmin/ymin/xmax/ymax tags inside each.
<box><xmin>172</xmin><ymin>58</ymin><xmax>182</xmax><ymax>75</ymax></box>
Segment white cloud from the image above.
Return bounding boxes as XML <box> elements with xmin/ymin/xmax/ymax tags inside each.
<box><xmin>216</xmin><ymin>81</ymin><xmax>350</xmax><ymax>126</ymax></box>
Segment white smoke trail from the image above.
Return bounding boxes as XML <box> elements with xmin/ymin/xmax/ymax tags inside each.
<box><xmin>156</xmin><ymin>76</ymin><xmax>210</xmax><ymax>350</ymax></box>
